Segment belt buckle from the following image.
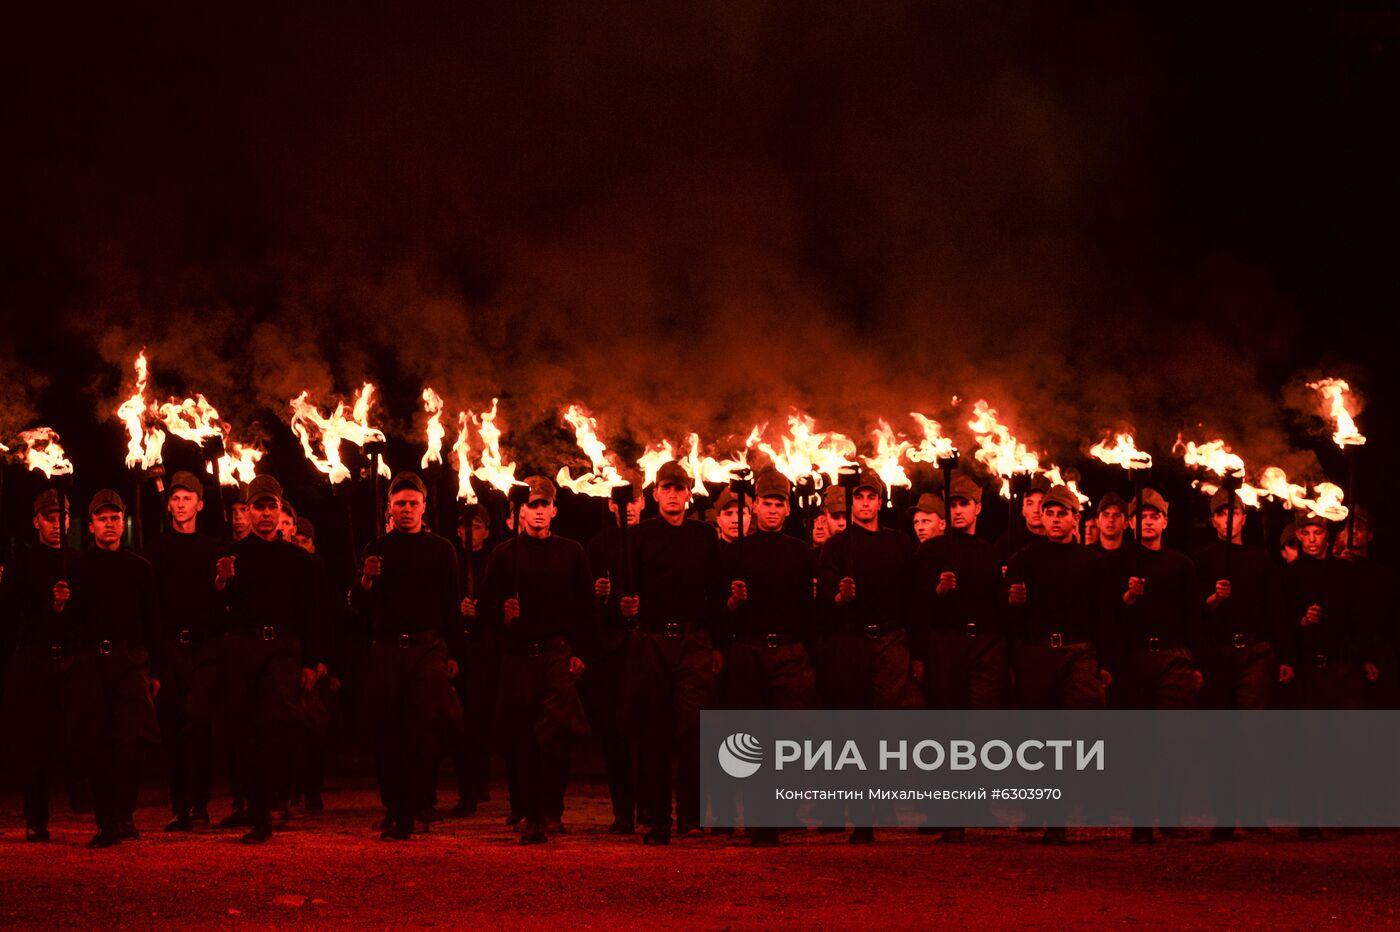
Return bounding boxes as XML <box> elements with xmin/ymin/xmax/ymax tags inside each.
<box><xmin>399</xmin><ymin>633</ymin><xmax>411</xmax><ymax>649</ymax></box>
<box><xmin>765</xmin><ymin>633</ymin><xmax>779</xmax><ymax>648</ymax></box>
<box><xmin>1314</xmin><ymin>653</ymin><xmax>1328</xmax><ymax>668</ymax></box>
<box><xmin>178</xmin><ymin>629</ymin><xmax>192</xmax><ymax>646</ymax></box>
<box><xmin>527</xmin><ymin>642</ymin><xmax>543</xmax><ymax>657</ymax></box>
<box><xmin>664</xmin><ymin>622</ymin><xmax>681</xmax><ymax>638</ymax></box>
<box><xmin>1148</xmin><ymin>636</ymin><xmax>1161</xmax><ymax>653</ymax></box>
<box><xmin>964</xmin><ymin>623</ymin><xmax>978</xmax><ymax>638</ymax></box>
<box><xmin>1049</xmin><ymin>632</ymin><xmax>1063</xmax><ymax>649</ymax></box>
<box><xmin>261</xmin><ymin>626</ymin><xmax>276</xmax><ymax>642</ymax></box>
<box><xmin>1232</xmin><ymin>633</ymin><xmax>1247</xmax><ymax>650</ymax></box>
<box><xmin>50</xmin><ymin>645</ymin><xmax>63</xmax><ymax>661</ymax></box>
<box><xmin>99</xmin><ymin>639</ymin><xmax>113</xmax><ymax>655</ymax></box>
<box><xmin>865</xmin><ymin>624</ymin><xmax>880</xmax><ymax>640</ymax></box>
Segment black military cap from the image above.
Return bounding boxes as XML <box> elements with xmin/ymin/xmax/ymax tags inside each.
<box><xmin>228</xmin><ymin>481</ymin><xmax>249</xmax><ymax>505</ymax></box>
<box><xmin>88</xmin><ymin>489</ymin><xmax>125</xmax><ymax>515</ymax></box>
<box><xmin>655</xmin><ymin>460</ymin><xmax>691</xmax><ymax>490</ymax></box>
<box><xmin>169</xmin><ymin>470</ymin><xmax>204</xmax><ymax>500</ymax></box>
<box><xmin>294</xmin><ymin>517</ymin><xmax>315</xmax><ymax>540</ymax></box>
<box><xmin>715</xmin><ymin>487</ymin><xmax>750</xmax><ymax>512</ymax></box>
<box><xmin>754</xmin><ymin>468</ymin><xmax>790</xmax><ymax>501</ymax></box>
<box><xmin>854</xmin><ymin>470</ymin><xmax>885</xmax><ymax>497</ymax></box>
<box><xmin>388</xmin><ymin>472</ymin><xmax>426</xmax><ymax>497</ymax></box>
<box><xmin>1028</xmin><ymin>474</ymin><xmax>1054</xmax><ymax>495</ymax></box>
<box><xmin>1209</xmin><ymin>487</ymin><xmax>1245</xmax><ymax>514</ymax></box>
<box><xmin>821</xmin><ymin>486</ymin><xmax>847</xmax><ymax>514</ymax></box>
<box><xmin>33</xmin><ymin>489</ymin><xmax>69</xmax><ymax>516</ymax></box>
<box><xmin>459</xmin><ymin>502</ymin><xmax>491</xmax><ymax>528</ymax></box>
<box><xmin>247</xmin><ymin>475</ymin><xmax>284</xmax><ymax>504</ymax></box>
<box><xmin>1097</xmin><ymin>491</ymin><xmax>1128</xmax><ymax>514</ymax></box>
<box><xmin>1293</xmin><ymin>510</ymin><xmax>1328</xmax><ymax>531</ymax></box>
<box><xmin>1128</xmin><ymin>488</ymin><xmax>1169</xmax><ymax>517</ymax></box>
<box><xmin>1039</xmin><ymin>486</ymin><xmax>1081</xmax><ymax>514</ymax></box>
<box><xmin>524</xmin><ymin>476</ymin><xmax>556</xmax><ymax>504</ymax></box>
<box><xmin>908</xmin><ymin>493</ymin><xmax>945</xmax><ymax>519</ymax></box>
<box><xmin>949</xmin><ymin>473</ymin><xmax>983</xmax><ymax>504</ymax></box>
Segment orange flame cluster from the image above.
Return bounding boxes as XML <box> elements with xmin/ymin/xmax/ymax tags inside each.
<box><xmin>861</xmin><ymin>419</ymin><xmax>912</xmax><ymax>504</ymax></box>
<box><xmin>288</xmin><ymin>383</ymin><xmax>392</xmax><ymax>485</ymax></box>
<box><xmin>966</xmin><ymin>400</ymin><xmax>1039</xmax><ymax>497</ymax></box>
<box><xmin>1308</xmin><ymin>378</ymin><xmax>1366</xmax><ymax>448</ymax></box>
<box><xmin>14</xmin><ymin>427</ymin><xmax>74</xmax><ymax>478</ymax></box>
<box><xmin>754</xmin><ymin>413</ymin><xmax>857</xmax><ymax>487</ymax></box>
<box><xmin>116</xmin><ymin>351</ymin><xmax>165</xmax><ymax>470</ymax></box>
<box><xmin>1174</xmin><ymin>435</ymin><xmax>1348</xmax><ymax>521</ymax></box>
<box><xmin>630</xmin><ymin>432</ymin><xmax>753</xmax><ymax>496</ymax></box>
<box><xmin>421</xmin><ymin>388</ymin><xmax>446</xmax><ymax>469</ymax></box>
<box><xmin>557</xmin><ymin>405</ymin><xmax>629</xmax><ymax>498</ymax></box>
<box><xmin>1088</xmin><ymin>432</ymin><xmax>1153</xmax><ymax>470</ymax></box>
<box><xmin>906</xmin><ymin>413</ymin><xmax>957</xmax><ymax>464</ymax></box>
<box><xmin>471</xmin><ymin>399</ymin><xmax>525</xmax><ymax>495</ymax></box>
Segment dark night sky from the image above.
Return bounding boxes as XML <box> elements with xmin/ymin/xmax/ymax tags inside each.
<box><xmin>1</xmin><ymin>3</ymin><xmax>1396</xmax><ymax>555</ymax></box>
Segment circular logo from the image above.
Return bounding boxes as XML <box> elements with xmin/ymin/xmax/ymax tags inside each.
<box><xmin>717</xmin><ymin>732</ymin><xmax>763</xmax><ymax>778</ymax></box>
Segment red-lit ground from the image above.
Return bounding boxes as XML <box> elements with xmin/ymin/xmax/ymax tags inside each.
<box><xmin>2</xmin><ymin>779</ymin><xmax>1397</xmax><ymax>929</ymax></box>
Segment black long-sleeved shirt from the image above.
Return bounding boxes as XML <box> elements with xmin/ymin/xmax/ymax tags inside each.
<box><xmin>143</xmin><ymin>530</ymin><xmax>222</xmax><ymax>642</ymax></box>
<box><xmin>1191</xmin><ymin>539</ymin><xmax>1275</xmax><ymax>646</ymax></box>
<box><xmin>582</xmin><ymin>526</ymin><xmax>631</xmax><ymax>659</ymax></box>
<box><xmin>1004</xmin><ymin>538</ymin><xmax>1111</xmax><ymax>645</ymax></box>
<box><xmin>351</xmin><ymin>530</ymin><xmax>460</xmax><ymax>639</ymax></box>
<box><xmin>718</xmin><ymin>529</ymin><xmax>814</xmax><ymax>644</ymax></box>
<box><xmin>911</xmin><ymin>531</ymin><xmax>1003</xmax><ymax>637</ymax></box>
<box><xmin>63</xmin><ymin>547</ymin><xmax>160</xmax><ymax>651</ymax></box>
<box><xmin>223</xmin><ymin>533</ymin><xmax>328</xmax><ymax>668</ymax></box>
<box><xmin>0</xmin><ymin>544</ymin><xmax>78</xmax><ymax>650</ymax></box>
<box><xmin>1104</xmin><ymin>546</ymin><xmax>1199</xmax><ymax>658</ymax></box>
<box><xmin>1275</xmin><ymin>553</ymin><xmax>1373</xmax><ymax>668</ymax></box>
<box><xmin>479</xmin><ymin>532</ymin><xmax>593</xmax><ymax>646</ymax></box>
<box><xmin>624</xmin><ymin>517</ymin><xmax>722</xmax><ymax>634</ymax></box>
<box><xmin>816</xmin><ymin>524</ymin><xmax>913</xmax><ymax>633</ymax></box>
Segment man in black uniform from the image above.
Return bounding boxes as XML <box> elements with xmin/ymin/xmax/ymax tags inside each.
<box><xmin>449</xmin><ymin>503</ymin><xmax>495</xmax><ymax>817</ymax></box>
<box><xmin>218</xmin><ymin>481</ymin><xmax>253</xmax><ymax>829</ymax></box>
<box><xmin>54</xmin><ymin>490</ymin><xmax>161</xmax><ymax>847</ymax></box>
<box><xmin>1107</xmin><ymin>489</ymin><xmax>1202</xmax><ymax>842</ymax></box>
<box><xmin>910</xmin><ymin>473</ymin><xmax>1005</xmax><ymax>843</ymax></box>
<box><xmin>714</xmin><ymin>488</ymin><xmax>751</xmax><ymax>544</ymax></box>
<box><xmin>143</xmin><ymin>471</ymin><xmax>222</xmax><ymax>832</ymax></box>
<box><xmin>216</xmin><ymin>475</ymin><xmax>328</xmax><ymax>844</ymax></box>
<box><xmin>909</xmin><ymin>493</ymin><xmax>946</xmax><ymax>544</ymax></box>
<box><xmin>816</xmin><ymin>470</ymin><xmax>921</xmax><ymax>843</ymax></box>
<box><xmin>583</xmin><ymin>480</ymin><xmax>645</xmax><ymax>833</ymax></box>
<box><xmin>1005</xmin><ymin>485</ymin><xmax>1111</xmax><ymax>844</ymax></box>
<box><xmin>0</xmin><ymin>490</ymin><xmax>78</xmax><ymax>842</ymax></box>
<box><xmin>354</xmin><ymin>472</ymin><xmax>462</xmax><ymax>841</ymax></box>
<box><xmin>997</xmin><ymin>475</ymin><xmax>1051</xmax><ymax>566</ymax></box>
<box><xmin>620</xmin><ymin>460</ymin><xmax>722</xmax><ymax>845</ymax></box>
<box><xmin>1276</xmin><ymin>512</ymin><xmax>1380</xmax><ymax>839</ymax></box>
<box><xmin>721</xmin><ymin>468</ymin><xmax>819</xmax><ymax>846</ymax></box>
<box><xmin>480</xmin><ymin>476</ymin><xmax>591</xmax><ymax>844</ymax></box>
<box><xmin>1092</xmin><ymin>492</ymin><xmax>1130</xmax><ymax>555</ymax></box>
<box><xmin>1332</xmin><ymin>509</ymin><xmax>1397</xmax><ymax>708</ymax></box>
<box><xmin>1192</xmin><ymin>488</ymin><xmax>1281</xmax><ymax>839</ymax></box>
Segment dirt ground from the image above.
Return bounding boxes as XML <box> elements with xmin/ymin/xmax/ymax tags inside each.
<box><xmin>2</xmin><ymin>780</ymin><xmax>1398</xmax><ymax>929</ymax></box>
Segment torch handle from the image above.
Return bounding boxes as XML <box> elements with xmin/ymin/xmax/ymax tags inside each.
<box><xmin>1346</xmin><ymin>448</ymin><xmax>1357</xmax><ymax>550</ymax></box>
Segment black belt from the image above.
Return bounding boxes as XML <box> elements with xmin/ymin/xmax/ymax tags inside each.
<box><xmin>733</xmin><ymin>632</ymin><xmax>800</xmax><ymax>648</ymax></box>
<box><xmin>230</xmin><ymin>625</ymin><xmax>290</xmax><ymax>642</ymax></box>
<box><xmin>86</xmin><ymin>638</ymin><xmax>134</xmax><ymax>656</ymax></box>
<box><xmin>373</xmin><ymin>631</ymin><xmax>440</xmax><ymax>649</ymax></box>
<box><xmin>502</xmin><ymin>635</ymin><xmax>568</xmax><ymax>657</ymax></box>
<box><xmin>1131</xmin><ymin>635</ymin><xmax>1183</xmax><ymax>653</ymax></box>
<box><xmin>1025</xmin><ymin>632</ymin><xmax>1089</xmax><ymax>649</ymax></box>
<box><xmin>168</xmin><ymin>629</ymin><xmax>214</xmax><ymax>647</ymax></box>
<box><xmin>639</xmin><ymin>621</ymin><xmax>701</xmax><ymax>637</ymax></box>
<box><xmin>835</xmin><ymin>623</ymin><xmax>900</xmax><ymax>640</ymax></box>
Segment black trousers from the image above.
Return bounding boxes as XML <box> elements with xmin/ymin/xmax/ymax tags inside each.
<box><xmin>922</xmin><ymin>628</ymin><xmax>1009</xmax><ymax>711</ymax></box>
<box><xmin>578</xmin><ymin>632</ymin><xmax>634</xmax><ymax>824</ymax></box>
<box><xmin>1013</xmin><ymin>642</ymin><xmax>1106</xmax><ymax>828</ymax></box>
<box><xmin>365</xmin><ymin>635</ymin><xmax>462</xmax><ymax>826</ymax></box>
<box><xmin>497</xmin><ymin>642</ymin><xmax>587</xmax><ymax>824</ymax></box>
<box><xmin>1201</xmin><ymin>641</ymin><xmax>1277</xmax><ymax>828</ymax></box>
<box><xmin>815</xmin><ymin>629</ymin><xmax>922</xmax><ymax>829</ymax></box>
<box><xmin>154</xmin><ymin>637</ymin><xmax>220</xmax><ymax>817</ymax></box>
<box><xmin>623</xmin><ymin>629</ymin><xmax>715</xmax><ymax>835</ymax></box>
<box><xmin>451</xmin><ymin>630</ymin><xmax>499</xmax><ymax>804</ymax></box>
<box><xmin>223</xmin><ymin>633</ymin><xmax>306</xmax><ymax>829</ymax></box>
<box><xmin>1111</xmin><ymin>647</ymin><xmax>1198</xmax><ymax>829</ymax></box>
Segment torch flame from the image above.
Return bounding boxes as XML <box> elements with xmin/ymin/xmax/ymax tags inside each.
<box><xmin>966</xmin><ymin>400</ymin><xmax>1039</xmax><ymax>498</ymax></box>
<box><xmin>214</xmin><ymin>440</ymin><xmax>263</xmax><ymax>487</ymax></box>
<box><xmin>116</xmin><ymin>350</ymin><xmax>165</xmax><ymax>470</ymax></box>
<box><xmin>421</xmin><ymin>388</ymin><xmax>446</xmax><ymax>469</ymax></box>
<box><xmin>906</xmin><ymin>412</ymin><xmax>956</xmax><ymax>463</ymax></box>
<box><xmin>472</xmin><ymin>398</ymin><xmax>525</xmax><ymax>494</ymax></box>
<box><xmin>1307</xmin><ymin>378</ymin><xmax>1366</xmax><ymax>448</ymax></box>
<box><xmin>16</xmin><ymin>427</ymin><xmax>74</xmax><ymax>478</ymax></box>
<box><xmin>1088</xmin><ymin>432</ymin><xmax>1153</xmax><ymax>470</ymax></box>
<box><xmin>1173</xmin><ymin>436</ymin><xmax>1245</xmax><ymax>479</ymax></box>
<box><xmin>754</xmin><ymin>413</ymin><xmax>857</xmax><ymax>486</ymax></box>
<box><xmin>860</xmin><ymin>419</ymin><xmax>912</xmax><ymax>505</ymax></box>
<box><xmin>288</xmin><ymin>383</ymin><xmax>392</xmax><ymax>485</ymax></box>
<box><xmin>559</xmin><ymin>404</ymin><xmax>628</xmax><ymax>497</ymax></box>
<box><xmin>637</xmin><ymin>440</ymin><xmax>676</xmax><ymax>489</ymax></box>
<box><xmin>451</xmin><ymin>412</ymin><xmax>478</xmax><ymax>503</ymax></box>
<box><xmin>1178</xmin><ymin>436</ymin><xmax>1348</xmax><ymax>520</ymax></box>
